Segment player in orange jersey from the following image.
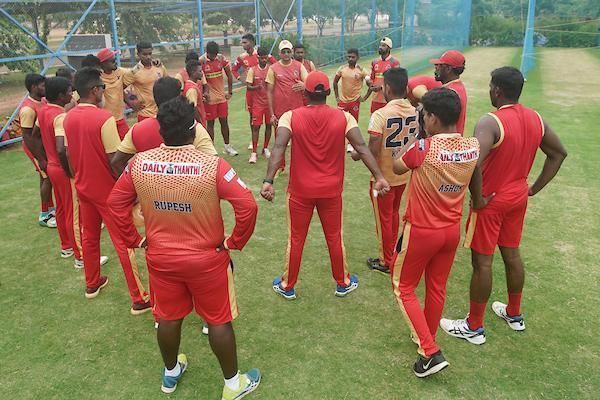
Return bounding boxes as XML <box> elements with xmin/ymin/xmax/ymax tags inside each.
<box><xmin>64</xmin><ymin>67</ymin><xmax>150</xmax><ymax>313</ymax></box>
<box><xmin>353</xmin><ymin>67</ymin><xmax>418</xmax><ymax>274</ymax></box>
<box><xmin>429</xmin><ymin>50</ymin><xmax>467</xmax><ymax>134</ymax></box>
<box><xmin>108</xmin><ymin>96</ymin><xmax>261</xmax><ymax>398</ymax></box>
<box><xmin>440</xmin><ymin>67</ymin><xmax>567</xmax><ymax>344</ymax></box>
<box><xmin>245</xmin><ymin>47</ymin><xmax>273</xmax><ymax>164</ymax></box>
<box><xmin>261</xmin><ymin>71</ymin><xmax>390</xmax><ymax>300</ymax></box>
<box><xmin>123</xmin><ymin>42</ymin><xmax>168</xmax><ymax>122</ymax></box>
<box><xmin>391</xmin><ymin>88</ymin><xmax>479</xmax><ymax>378</ymax></box>
<box><xmin>363</xmin><ymin>37</ymin><xmax>400</xmax><ymax>113</ymax></box>
<box><xmin>182</xmin><ymin>60</ymin><xmax>208</xmax><ymax>126</ymax></box>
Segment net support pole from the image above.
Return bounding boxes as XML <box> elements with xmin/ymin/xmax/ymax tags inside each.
<box><xmin>519</xmin><ymin>0</ymin><xmax>536</xmax><ymax>79</ymax></box>
<box><xmin>369</xmin><ymin>0</ymin><xmax>376</xmax><ymax>45</ymax></box>
<box><xmin>403</xmin><ymin>0</ymin><xmax>415</xmax><ymax>48</ymax></box>
<box><xmin>297</xmin><ymin>0</ymin><xmax>303</xmax><ymax>42</ymax></box>
<box><xmin>462</xmin><ymin>0</ymin><xmax>472</xmax><ymax>47</ymax></box>
<box><xmin>107</xmin><ymin>0</ymin><xmax>121</xmax><ymax>65</ymax></box>
<box><xmin>340</xmin><ymin>0</ymin><xmax>345</xmax><ymax>57</ymax></box>
<box><xmin>196</xmin><ymin>0</ymin><xmax>205</xmax><ymax>52</ymax></box>
<box><xmin>391</xmin><ymin>0</ymin><xmax>399</xmax><ymax>48</ymax></box>
<box><xmin>255</xmin><ymin>0</ymin><xmax>261</xmax><ymax>45</ymax></box>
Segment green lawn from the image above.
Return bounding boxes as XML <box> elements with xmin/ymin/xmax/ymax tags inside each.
<box><xmin>0</xmin><ymin>47</ymin><xmax>598</xmax><ymax>399</ymax></box>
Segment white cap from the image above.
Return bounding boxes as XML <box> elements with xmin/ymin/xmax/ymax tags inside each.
<box><xmin>279</xmin><ymin>40</ymin><xmax>293</xmax><ymax>51</ymax></box>
<box><xmin>380</xmin><ymin>37</ymin><xmax>393</xmax><ymax>49</ymax></box>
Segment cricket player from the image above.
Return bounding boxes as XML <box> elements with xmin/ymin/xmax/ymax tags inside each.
<box><xmin>16</xmin><ymin>73</ymin><xmax>56</xmax><ymax>228</ymax></box>
<box><xmin>407</xmin><ymin>75</ymin><xmax>442</xmax><ymax>107</ymax></box>
<box><xmin>440</xmin><ymin>67</ymin><xmax>567</xmax><ymax>344</ymax></box>
<box><xmin>64</xmin><ymin>67</ymin><xmax>150</xmax><ymax>313</ymax></box>
<box><xmin>430</xmin><ymin>50</ymin><xmax>468</xmax><ymax>134</ymax></box>
<box><xmin>363</xmin><ymin>37</ymin><xmax>400</xmax><ymax>113</ymax></box>
<box><xmin>261</xmin><ymin>71</ymin><xmax>391</xmax><ymax>299</ymax></box>
<box><xmin>174</xmin><ymin>50</ymin><xmax>207</xmax><ymax>90</ymax></box>
<box><xmin>391</xmin><ymin>88</ymin><xmax>479</xmax><ymax>377</ymax></box>
<box><xmin>107</xmin><ymin>95</ymin><xmax>261</xmax><ymax>399</ymax></box>
<box><xmin>182</xmin><ymin>60</ymin><xmax>207</xmax><ymax>126</ymax></box>
<box><xmin>123</xmin><ymin>42</ymin><xmax>168</xmax><ymax>122</ymax></box>
<box><xmin>333</xmin><ymin>48</ymin><xmax>368</xmax><ymax>125</ymax></box>
<box><xmin>353</xmin><ymin>67</ymin><xmax>418</xmax><ymax>274</ymax></box>
<box><xmin>245</xmin><ymin>47</ymin><xmax>273</xmax><ymax>164</ymax></box>
<box><xmin>293</xmin><ymin>43</ymin><xmax>316</xmax><ymax>73</ymax></box>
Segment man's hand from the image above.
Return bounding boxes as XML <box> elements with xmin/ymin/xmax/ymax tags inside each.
<box><xmin>152</xmin><ymin>58</ymin><xmax>162</xmax><ymax>67</ymax></box>
<box><xmin>203</xmin><ymin>93</ymin><xmax>210</xmax><ymax>102</ymax></box>
<box><xmin>260</xmin><ymin>182</ymin><xmax>275</xmax><ymax>201</ymax></box>
<box><xmin>225</xmin><ymin>92</ymin><xmax>232</xmax><ymax>100</ymax></box>
<box><xmin>292</xmin><ymin>81</ymin><xmax>304</xmax><ymax>92</ymax></box>
<box><xmin>350</xmin><ymin>150</ymin><xmax>360</xmax><ymax>161</ymax></box>
<box><xmin>373</xmin><ymin>178</ymin><xmax>390</xmax><ymax>197</ymax></box>
<box><xmin>216</xmin><ymin>239</ymin><xmax>229</xmax><ymax>252</ymax></box>
<box><xmin>270</xmin><ymin>115</ymin><xmax>278</xmax><ymax>126</ymax></box>
<box><xmin>39</xmin><ymin>158</ymin><xmax>48</xmax><ymax>173</ymax></box>
<box><xmin>371</xmin><ymin>84</ymin><xmax>382</xmax><ymax>92</ymax></box>
<box><xmin>472</xmin><ymin>192</ymin><xmax>495</xmax><ymax>209</ymax></box>
<box><xmin>139</xmin><ymin>237</ymin><xmax>148</xmax><ymax>249</ymax></box>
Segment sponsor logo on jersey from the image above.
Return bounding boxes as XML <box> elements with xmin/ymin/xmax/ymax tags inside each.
<box><xmin>224</xmin><ymin>168</ymin><xmax>237</xmax><ymax>182</ymax></box>
<box><xmin>153</xmin><ymin>201</ymin><xmax>192</xmax><ymax>213</ymax></box>
<box><xmin>438</xmin><ymin>148</ymin><xmax>479</xmax><ymax>163</ymax></box>
<box><xmin>141</xmin><ymin>160</ymin><xmax>203</xmax><ymax>176</ymax></box>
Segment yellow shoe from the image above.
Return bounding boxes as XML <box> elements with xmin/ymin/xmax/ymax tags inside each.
<box><xmin>221</xmin><ymin>369</ymin><xmax>261</xmax><ymax>400</ymax></box>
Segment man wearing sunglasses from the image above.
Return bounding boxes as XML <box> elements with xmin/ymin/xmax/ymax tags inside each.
<box><xmin>63</xmin><ymin>67</ymin><xmax>150</xmax><ymax>314</ymax></box>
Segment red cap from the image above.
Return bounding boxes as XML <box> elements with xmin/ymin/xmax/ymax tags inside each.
<box><xmin>304</xmin><ymin>71</ymin><xmax>330</xmax><ymax>93</ymax></box>
<box><xmin>97</xmin><ymin>48</ymin><xmax>120</xmax><ymax>63</ymax></box>
<box><xmin>429</xmin><ymin>50</ymin><xmax>465</xmax><ymax>68</ymax></box>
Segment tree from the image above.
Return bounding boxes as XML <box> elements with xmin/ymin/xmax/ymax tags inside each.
<box><xmin>0</xmin><ymin>18</ymin><xmax>37</xmax><ymax>72</ymax></box>
<box><xmin>303</xmin><ymin>0</ymin><xmax>337</xmax><ymax>36</ymax></box>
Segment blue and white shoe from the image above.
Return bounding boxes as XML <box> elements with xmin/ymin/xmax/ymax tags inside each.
<box><xmin>335</xmin><ymin>274</ymin><xmax>359</xmax><ymax>297</ymax></box>
<box><xmin>221</xmin><ymin>369</ymin><xmax>262</xmax><ymax>400</ymax></box>
<box><xmin>492</xmin><ymin>301</ymin><xmax>526</xmax><ymax>331</ymax></box>
<box><xmin>272</xmin><ymin>277</ymin><xmax>296</xmax><ymax>300</ymax></box>
<box><xmin>161</xmin><ymin>353</ymin><xmax>188</xmax><ymax>394</ymax></box>
<box><xmin>439</xmin><ymin>317</ymin><xmax>486</xmax><ymax>345</ymax></box>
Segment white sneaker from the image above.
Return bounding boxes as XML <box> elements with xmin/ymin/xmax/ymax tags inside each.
<box><xmin>247</xmin><ymin>142</ymin><xmax>253</xmax><ymax>150</ymax></box>
<box><xmin>61</xmin><ymin>248</ymin><xmax>74</xmax><ymax>258</ymax></box>
<box><xmin>248</xmin><ymin>153</ymin><xmax>257</xmax><ymax>164</ymax></box>
<box><xmin>347</xmin><ymin>144</ymin><xmax>354</xmax><ymax>153</ymax></box>
<box><xmin>202</xmin><ymin>323</ymin><xmax>209</xmax><ymax>335</ymax></box>
<box><xmin>224</xmin><ymin>144</ymin><xmax>239</xmax><ymax>156</ymax></box>
<box><xmin>262</xmin><ymin>148</ymin><xmax>271</xmax><ymax>158</ymax></box>
<box><xmin>439</xmin><ymin>317</ymin><xmax>486</xmax><ymax>345</ymax></box>
<box><xmin>74</xmin><ymin>256</ymin><xmax>109</xmax><ymax>269</ymax></box>
<box><xmin>492</xmin><ymin>301</ymin><xmax>526</xmax><ymax>331</ymax></box>
<box><xmin>39</xmin><ymin>214</ymin><xmax>57</xmax><ymax>228</ymax></box>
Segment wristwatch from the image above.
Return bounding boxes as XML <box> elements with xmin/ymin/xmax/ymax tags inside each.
<box><xmin>263</xmin><ymin>178</ymin><xmax>274</xmax><ymax>185</ymax></box>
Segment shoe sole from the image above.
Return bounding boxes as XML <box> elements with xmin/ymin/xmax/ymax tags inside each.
<box><xmin>222</xmin><ymin>376</ymin><xmax>262</xmax><ymax>400</ymax></box>
<box><xmin>61</xmin><ymin>252</ymin><xmax>74</xmax><ymax>259</ymax></box>
<box><xmin>492</xmin><ymin>305</ymin><xmax>526</xmax><ymax>331</ymax></box>
<box><xmin>85</xmin><ymin>278</ymin><xmax>109</xmax><ymax>299</ymax></box>
<box><xmin>442</xmin><ymin>329</ymin><xmax>486</xmax><ymax>345</ymax></box>
<box><xmin>414</xmin><ymin>361</ymin><xmax>449</xmax><ymax>378</ymax></box>
<box><xmin>161</xmin><ymin>383</ymin><xmax>178</xmax><ymax>394</ymax></box>
<box><xmin>272</xmin><ymin>285</ymin><xmax>296</xmax><ymax>300</ymax></box>
<box><xmin>335</xmin><ymin>283</ymin><xmax>358</xmax><ymax>297</ymax></box>
<box><xmin>130</xmin><ymin>306</ymin><xmax>152</xmax><ymax>316</ymax></box>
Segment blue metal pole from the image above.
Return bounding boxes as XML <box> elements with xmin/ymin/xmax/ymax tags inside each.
<box><xmin>520</xmin><ymin>0</ymin><xmax>536</xmax><ymax>79</ymax></box>
<box><xmin>108</xmin><ymin>0</ymin><xmax>121</xmax><ymax>65</ymax></box>
<box><xmin>297</xmin><ymin>0</ymin><xmax>303</xmax><ymax>42</ymax></box>
<box><xmin>369</xmin><ymin>0</ymin><xmax>376</xmax><ymax>45</ymax></box>
<box><xmin>267</xmin><ymin>0</ymin><xmax>297</xmax><ymax>55</ymax></box>
<box><xmin>463</xmin><ymin>0</ymin><xmax>472</xmax><ymax>48</ymax></box>
<box><xmin>340</xmin><ymin>0</ymin><xmax>345</xmax><ymax>58</ymax></box>
<box><xmin>403</xmin><ymin>0</ymin><xmax>416</xmax><ymax>48</ymax></box>
<box><xmin>391</xmin><ymin>0</ymin><xmax>399</xmax><ymax>46</ymax></box>
<box><xmin>255</xmin><ymin>0</ymin><xmax>261</xmax><ymax>45</ymax></box>
<box><xmin>196</xmin><ymin>0</ymin><xmax>205</xmax><ymax>52</ymax></box>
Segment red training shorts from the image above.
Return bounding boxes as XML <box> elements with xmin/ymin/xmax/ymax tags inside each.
<box><xmin>205</xmin><ymin>101</ymin><xmax>228</xmax><ymax>121</ymax></box>
<box><xmin>251</xmin><ymin>107</ymin><xmax>270</xmax><ymax>127</ymax></box>
<box><xmin>23</xmin><ymin>142</ymin><xmax>47</xmax><ymax>178</ymax></box>
<box><xmin>338</xmin><ymin>100</ymin><xmax>360</xmax><ymax>122</ymax></box>
<box><xmin>147</xmin><ymin>251</ymin><xmax>238</xmax><ymax>325</ymax></box>
<box><xmin>246</xmin><ymin>91</ymin><xmax>252</xmax><ymax>113</ymax></box>
<box><xmin>464</xmin><ymin>198</ymin><xmax>528</xmax><ymax>255</ymax></box>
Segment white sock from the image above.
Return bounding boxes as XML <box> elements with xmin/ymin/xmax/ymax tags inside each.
<box><xmin>224</xmin><ymin>372</ymin><xmax>240</xmax><ymax>390</ymax></box>
<box><xmin>165</xmin><ymin>362</ymin><xmax>181</xmax><ymax>377</ymax></box>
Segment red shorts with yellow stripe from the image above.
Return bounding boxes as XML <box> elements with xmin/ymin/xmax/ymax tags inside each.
<box><xmin>205</xmin><ymin>101</ymin><xmax>228</xmax><ymax>121</ymax></box>
<box><xmin>23</xmin><ymin>142</ymin><xmax>47</xmax><ymax>178</ymax></box>
<box><xmin>147</xmin><ymin>251</ymin><xmax>238</xmax><ymax>324</ymax></box>
<box><xmin>464</xmin><ymin>198</ymin><xmax>528</xmax><ymax>255</ymax></box>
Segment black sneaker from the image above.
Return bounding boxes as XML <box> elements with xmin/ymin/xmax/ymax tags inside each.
<box><xmin>366</xmin><ymin>257</ymin><xmax>390</xmax><ymax>274</ymax></box>
<box><xmin>413</xmin><ymin>351</ymin><xmax>449</xmax><ymax>378</ymax></box>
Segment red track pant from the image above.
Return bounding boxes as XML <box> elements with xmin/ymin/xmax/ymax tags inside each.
<box><xmin>281</xmin><ymin>193</ymin><xmax>351</xmax><ymax>290</ymax></box>
<box><xmin>391</xmin><ymin>222</ymin><xmax>460</xmax><ymax>357</ymax></box>
<box><xmin>78</xmin><ymin>195</ymin><xmax>148</xmax><ymax>304</ymax></box>
<box><xmin>46</xmin><ymin>165</ymin><xmax>82</xmax><ymax>259</ymax></box>
<box><xmin>370</xmin><ymin>183</ymin><xmax>405</xmax><ymax>267</ymax></box>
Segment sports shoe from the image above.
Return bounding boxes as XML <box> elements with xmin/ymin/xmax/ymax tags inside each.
<box><xmin>85</xmin><ymin>276</ymin><xmax>109</xmax><ymax>299</ymax></box>
<box><xmin>74</xmin><ymin>256</ymin><xmax>109</xmax><ymax>270</ymax></box>
<box><xmin>335</xmin><ymin>274</ymin><xmax>359</xmax><ymax>297</ymax></box>
<box><xmin>248</xmin><ymin>153</ymin><xmax>257</xmax><ymax>164</ymax></box>
<box><xmin>130</xmin><ymin>301</ymin><xmax>152</xmax><ymax>316</ymax></box>
<box><xmin>224</xmin><ymin>144</ymin><xmax>239</xmax><ymax>156</ymax></box>
<box><xmin>492</xmin><ymin>301</ymin><xmax>526</xmax><ymax>331</ymax></box>
<box><xmin>221</xmin><ymin>369</ymin><xmax>262</xmax><ymax>400</ymax></box>
<box><xmin>272</xmin><ymin>277</ymin><xmax>296</xmax><ymax>300</ymax></box>
<box><xmin>247</xmin><ymin>142</ymin><xmax>253</xmax><ymax>150</ymax></box>
<box><xmin>347</xmin><ymin>144</ymin><xmax>354</xmax><ymax>153</ymax></box>
<box><xmin>161</xmin><ymin>353</ymin><xmax>188</xmax><ymax>394</ymax></box>
<box><xmin>39</xmin><ymin>214</ymin><xmax>57</xmax><ymax>228</ymax></box>
<box><xmin>367</xmin><ymin>257</ymin><xmax>390</xmax><ymax>274</ymax></box>
<box><xmin>439</xmin><ymin>317</ymin><xmax>486</xmax><ymax>345</ymax></box>
<box><xmin>413</xmin><ymin>351</ymin><xmax>449</xmax><ymax>378</ymax></box>
<box><xmin>262</xmin><ymin>148</ymin><xmax>271</xmax><ymax>158</ymax></box>
<box><xmin>202</xmin><ymin>323</ymin><xmax>209</xmax><ymax>335</ymax></box>
<box><xmin>61</xmin><ymin>248</ymin><xmax>74</xmax><ymax>258</ymax></box>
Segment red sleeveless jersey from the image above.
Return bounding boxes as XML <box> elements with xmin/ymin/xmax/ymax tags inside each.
<box><xmin>270</xmin><ymin>60</ymin><xmax>304</xmax><ymax>118</ymax></box>
<box><xmin>37</xmin><ymin>103</ymin><xmax>65</xmax><ymax>168</ymax></box>
<box><xmin>482</xmin><ymin>103</ymin><xmax>544</xmax><ymax>203</ymax></box>
<box><xmin>443</xmin><ymin>79</ymin><xmax>467</xmax><ymax>135</ymax></box>
<box><xmin>131</xmin><ymin>117</ymin><xmax>163</xmax><ymax>152</ymax></box>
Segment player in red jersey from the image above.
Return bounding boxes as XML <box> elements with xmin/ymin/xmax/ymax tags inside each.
<box><xmin>440</xmin><ymin>67</ymin><xmax>567</xmax><ymax>344</ymax></box>
<box><xmin>391</xmin><ymin>88</ymin><xmax>479</xmax><ymax>377</ymax></box>
<box><xmin>111</xmin><ymin>77</ymin><xmax>216</xmax><ymax>176</ymax></box>
<box><xmin>108</xmin><ymin>96</ymin><xmax>261</xmax><ymax>398</ymax></box>
<box><xmin>200</xmin><ymin>41</ymin><xmax>238</xmax><ymax>156</ymax></box>
<box><xmin>64</xmin><ymin>67</ymin><xmax>150</xmax><ymax>313</ymax></box>
<box><xmin>353</xmin><ymin>68</ymin><xmax>418</xmax><ymax>274</ymax></box>
<box><xmin>363</xmin><ymin>37</ymin><xmax>400</xmax><ymax>113</ymax></box>
<box><xmin>429</xmin><ymin>50</ymin><xmax>467</xmax><ymax>135</ymax></box>
<box><xmin>174</xmin><ymin>51</ymin><xmax>207</xmax><ymax>90</ymax></box>
<box><xmin>261</xmin><ymin>71</ymin><xmax>391</xmax><ymax>299</ymax></box>
<box><xmin>406</xmin><ymin>75</ymin><xmax>442</xmax><ymax>107</ymax></box>
<box><xmin>245</xmin><ymin>47</ymin><xmax>273</xmax><ymax>164</ymax></box>
<box><xmin>16</xmin><ymin>73</ymin><xmax>56</xmax><ymax>227</ymax></box>
<box><xmin>182</xmin><ymin>60</ymin><xmax>208</xmax><ymax>126</ymax></box>
<box><xmin>293</xmin><ymin>43</ymin><xmax>316</xmax><ymax>73</ymax></box>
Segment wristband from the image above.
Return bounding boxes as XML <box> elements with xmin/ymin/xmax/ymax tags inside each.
<box><xmin>263</xmin><ymin>178</ymin><xmax>274</xmax><ymax>185</ymax></box>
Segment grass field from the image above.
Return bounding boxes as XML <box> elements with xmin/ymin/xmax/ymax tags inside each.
<box><xmin>1</xmin><ymin>47</ymin><xmax>599</xmax><ymax>399</ymax></box>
